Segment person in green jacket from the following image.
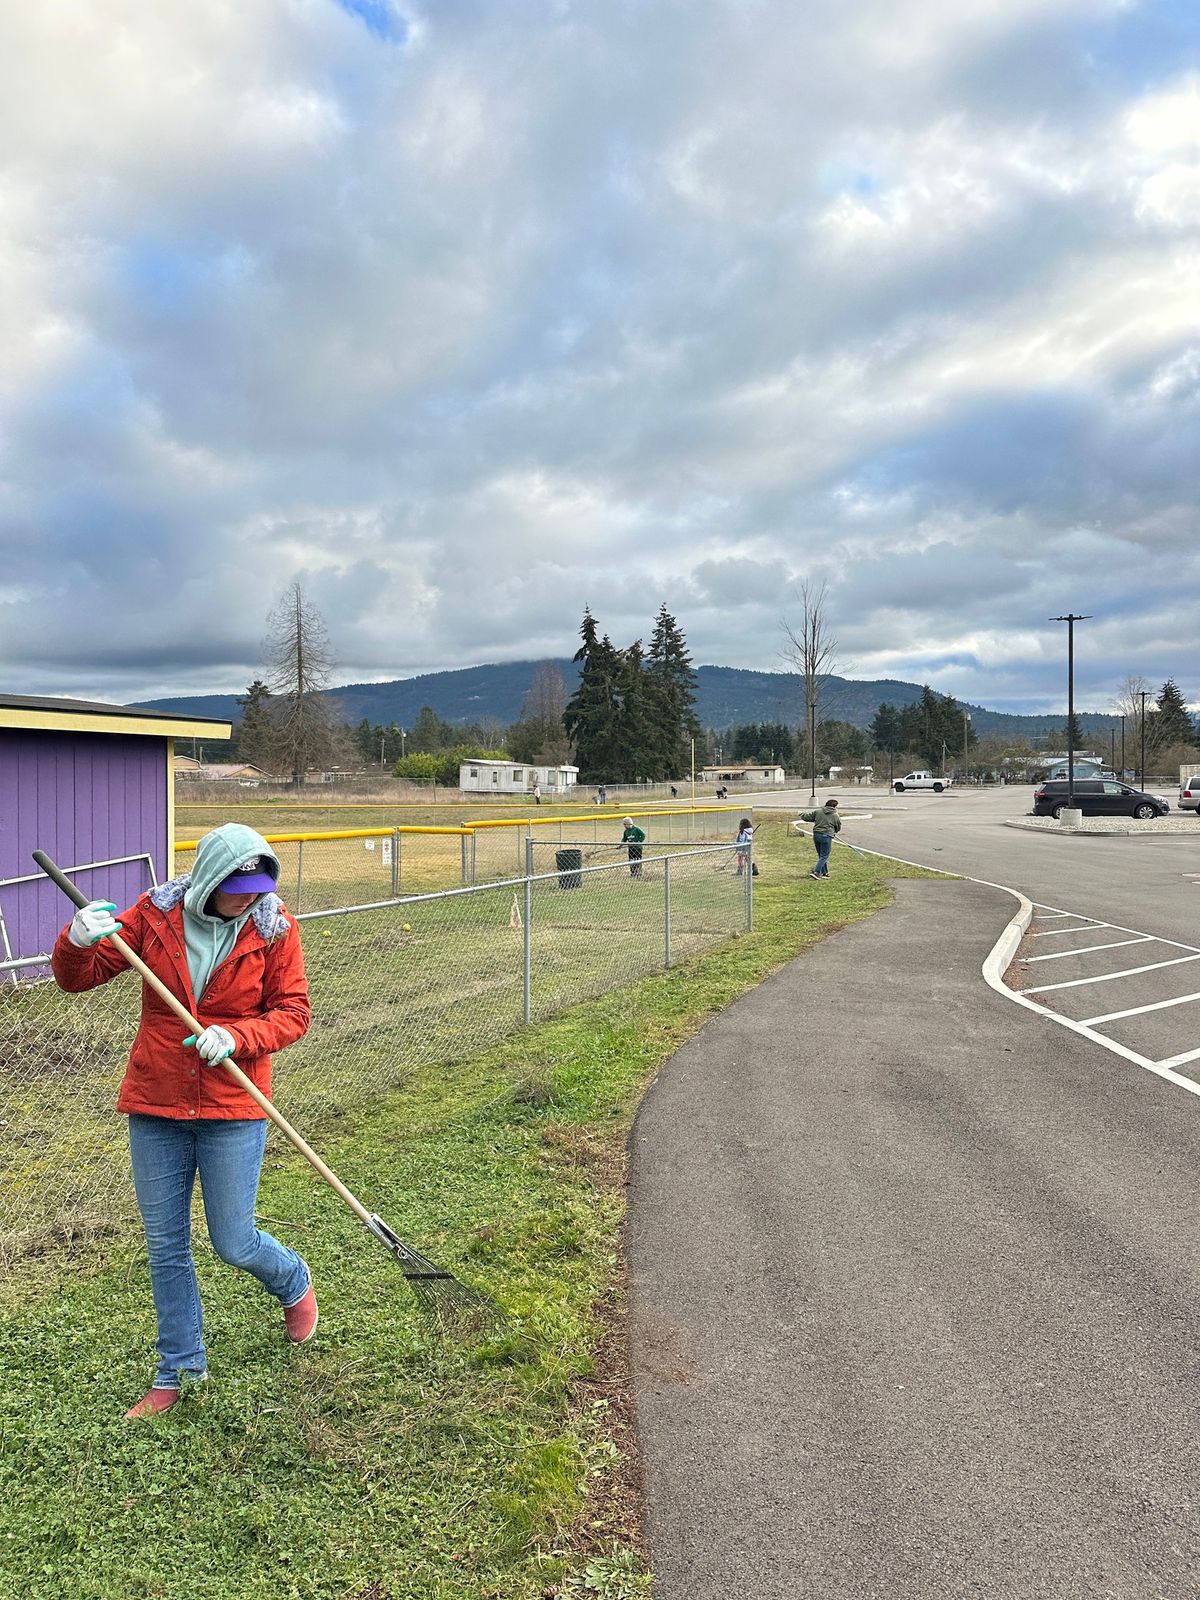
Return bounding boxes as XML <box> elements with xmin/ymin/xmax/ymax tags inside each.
<box><xmin>798</xmin><ymin>797</ymin><xmax>840</xmax><ymax>878</ymax></box>
<box><xmin>620</xmin><ymin>817</ymin><xmax>646</xmax><ymax>878</ymax></box>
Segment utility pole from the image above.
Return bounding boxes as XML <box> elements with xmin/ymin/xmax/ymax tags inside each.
<box><xmin>962</xmin><ymin>710</ymin><xmax>970</xmax><ymax>782</ymax></box>
<box><xmin>1139</xmin><ymin>690</ymin><xmax>1148</xmax><ymax>790</ymax></box>
<box><xmin>1050</xmin><ymin>613</ymin><xmax>1091</xmax><ymax>811</ymax></box>
<box><xmin>1120</xmin><ymin>714</ymin><xmax>1125</xmax><ymax>780</ymax></box>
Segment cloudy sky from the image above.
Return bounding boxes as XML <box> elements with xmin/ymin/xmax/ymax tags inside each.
<box><xmin>2</xmin><ymin>0</ymin><xmax>1196</xmax><ymax>715</ymax></box>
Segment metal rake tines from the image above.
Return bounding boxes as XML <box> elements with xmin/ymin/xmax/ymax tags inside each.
<box><xmin>363</xmin><ymin>1212</ymin><xmax>499</xmax><ymax>1327</ymax></box>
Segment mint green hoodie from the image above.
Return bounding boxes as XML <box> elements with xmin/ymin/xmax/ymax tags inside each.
<box><xmin>182</xmin><ymin>824</ymin><xmax>282</xmax><ymax>998</ymax></box>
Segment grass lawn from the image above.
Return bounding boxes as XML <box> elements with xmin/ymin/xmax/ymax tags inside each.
<box><xmin>0</xmin><ymin>815</ymin><xmax>939</xmax><ymax>1599</ymax></box>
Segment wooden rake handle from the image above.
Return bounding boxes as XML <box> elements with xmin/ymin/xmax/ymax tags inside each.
<box><xmin>33</xmin><ymin>849</ymin><xmax>372</xmax><ymax>1228</ymax></box>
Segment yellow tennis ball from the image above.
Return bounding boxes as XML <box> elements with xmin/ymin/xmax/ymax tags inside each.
<box><xmin>402</xmin><ymin>923</ymin><xmax>412</xmax><ymax>931</ymax></box>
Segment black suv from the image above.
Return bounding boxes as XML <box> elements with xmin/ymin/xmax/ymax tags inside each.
<box><xmin>1032</xmin><ymin>780</ymin><xmax>1170</xmax><ymax>820</ymax></box>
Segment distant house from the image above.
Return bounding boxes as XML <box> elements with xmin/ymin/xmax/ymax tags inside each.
<box><xmin>701</xmin><ymin>764</ymin><xmax>786</xmax><ymax>786</ymax></box>
<box><xmin>458</xmin><ymin>759</ymin><xmax>579</xmax><ymax>794</ymax></box>
<box><xmin>175</xmin><ymin>760</ymin><xmax>270</xmax><ymax>783</ymax></box>
<box><xmin>1044</xmin><ymin>752</ymin><xmax>1104</xmax><ymax>780</ymax></box>
<box><xmin>0</xmin><ymin>693</ymin><xmax>231</xmax><ymax>968</ymax></box>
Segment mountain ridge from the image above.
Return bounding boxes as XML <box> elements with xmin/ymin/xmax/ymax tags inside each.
<box><xmin>136</xmin><ymin>660</ymin><xmax>1122</xmax><ymax>743</ymax></box>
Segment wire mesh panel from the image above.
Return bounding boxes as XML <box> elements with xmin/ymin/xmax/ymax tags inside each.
<box><xmin>0</xmin><ymin>842</ymin><xmax>748</xmax><ymax>1260</ymax></box>
<box><xmin>0</xmin><ymin>963</ymin><xmax>140</xmax><ymax>1252</ymax></box>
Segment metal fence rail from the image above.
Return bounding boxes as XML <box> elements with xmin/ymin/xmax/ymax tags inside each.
<box><xmin>0</xmin><ymin>842</ymin><xmax>750</xmax><ymax>1256</ymax></box>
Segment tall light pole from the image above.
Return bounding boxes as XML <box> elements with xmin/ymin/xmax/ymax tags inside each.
<box><xmin>962</xmin><ymin>710</ymin><xmax>970</xmax><ymax>782</ymax></box>
<box><xmin>1120</xmin><ymin>714</ymin><xmax>1125</xmax><ymax>780</ymax></box>
<box><xmin>1139</xmin><ymin>691</ymin><xmax>1148</xmax><ymax>789</ymax></box>
<box><xmin>1050</xmin><ymin>613</ymin><xmax>1092</xmax><ymax>812</ymax></box>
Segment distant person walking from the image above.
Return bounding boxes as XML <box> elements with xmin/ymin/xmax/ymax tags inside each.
<box><xmin>533</xmin><ymin>781</ymin><xmax>541</xmax><ymax>806</ymax></box>
<box><xmin>597</xmin><ymin>784</ymin><xmax>607</xmax><ymax>806</ymax></box>
<box><xmin>621</xmin><ymin>816</ymin><xmax>646</xmax><ymax>878</ymax></box>
<box><xmin>798</xmin><ymin>797</ymin><xmax>840</xmax><ymax>879</ymax></box>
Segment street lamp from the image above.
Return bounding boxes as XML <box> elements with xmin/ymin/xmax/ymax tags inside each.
<box><xmin>1139</xmin><ymin>691</ymin><xmax>1148</xmax><ymax>790</ymax></box>
<box><xmin>962</xmin><ymin>710</ymin><xmax>970</xmax><ymax>782</ymax></box>
<box><xmin>1120</xmin><ymin>714</ymin><xmax>1125</xmax><ymax>780</ymax></box>
<box><xmin>1050</xmin><ymin>613</ymin><xmax>1092</xmax><ymax>811</ymax></box>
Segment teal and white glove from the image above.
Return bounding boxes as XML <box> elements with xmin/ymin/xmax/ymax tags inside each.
<box><xmin>67</xmin><ymin>901</ymin><xmax>123</xmax><ymax>948</ymax></box>
<box><xmin>183</xmin><ymin>1026</ymin><xmax>236</xmax><ymax>1064</ymax></box>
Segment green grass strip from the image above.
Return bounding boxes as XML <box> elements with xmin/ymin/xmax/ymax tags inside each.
<box><xmin>0</xmin><ymin>820</ymin><xmax>936</xmax><ymax>1600</ymax></box>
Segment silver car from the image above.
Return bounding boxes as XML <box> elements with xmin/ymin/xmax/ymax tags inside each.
<box><xmin>1179</xmin><ymin>775</ymin><xmax>1200</xmax><ymax>813</ymax></box>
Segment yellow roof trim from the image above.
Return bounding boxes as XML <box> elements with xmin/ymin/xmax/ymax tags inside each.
<box><xmin>0</xmin><ymin>707</ymin><xmax>232</xmax><ymax>740</ymax></box>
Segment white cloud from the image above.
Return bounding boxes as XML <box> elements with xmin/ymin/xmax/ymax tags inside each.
<box><xmin>0</xmin><ymin>0</ymin><xmax>1195</xmax><ymax>714</ymax></box>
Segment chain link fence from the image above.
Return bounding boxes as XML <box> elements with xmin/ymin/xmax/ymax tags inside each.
<box><xmin>0</xmin><ymin>841</ymin><xmax>750</xmax><ymax>1262</ymax></box>
<box><xmin>170</xmin><ymin>808</ymin><xmax>746</xmax><ymax>911</ymax></box>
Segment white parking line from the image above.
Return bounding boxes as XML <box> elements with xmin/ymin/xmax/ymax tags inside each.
<box><xmin>1160</xmin><ymin>1046</ymin><xmax>1200</xmax><ymax>1069</ymax></box>
<box><xmin>1031</xmin><ymin>924</ymin><xmax>1108</xmax><ymax>937</ymax></box>
<box><xmin>1025</xmin><ymin>953</ymin><xmax>1200</xmax><ymax>994</ymax></box>
<box><xmin>1082</xmin><ymin>991</ymin><xmax>1200</xmax><ymax>1026</ymax></box>
<box><xmin>1023</xmin><ymin>936</ymin><xmax>1155</xmax><ymax>963</ymax></box>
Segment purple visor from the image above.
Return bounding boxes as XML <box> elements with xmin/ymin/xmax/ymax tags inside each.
<box><xmin>218</xmin><ymin>856</ymin><xmax>277</xmax><ymax>895</ymax></box>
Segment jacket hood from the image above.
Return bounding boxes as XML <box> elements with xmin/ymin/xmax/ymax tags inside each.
<box><xmin>184</xmin><ymin>824</ymin><xmax>282</xmax><ymax>918</ymax></box>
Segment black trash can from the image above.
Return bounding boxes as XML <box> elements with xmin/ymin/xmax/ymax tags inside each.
<box><xmin>555</xmin><ymin>848</ymin><xmax>583</xmax><ymax>889</ymax></box>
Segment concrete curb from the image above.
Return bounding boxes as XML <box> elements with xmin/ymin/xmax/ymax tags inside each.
<box><xmin>1002</xmin><ymin>818</ymin><xmax>1197</xmax><ymax>838</ymax></box>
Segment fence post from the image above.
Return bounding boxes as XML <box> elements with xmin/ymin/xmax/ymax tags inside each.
<box><xmin>745</xmin><ymin>840</ymin><xmax>753</xmax><ymax>932</ymax></box>
<box><xmin>391</xmin><ymin>828</ymin><xmax>400</xmax><ymax>897</ymax></box>
<box><xmin>470</xmin><ymin>831</ymin><xmax>477</xmax><ymax>884</ymax></box>
<box><xmin>525</xmin><ymin>837</ymin><xmax>534</xmax><ymax>877</ymax></box>
<box><xmin>663</xmin><ymin>855</ymin><xmax>672</xmax><ymax>969</ymax></box>
<box><xmin>518</xmin><ymin>824</ymin><xmax>527</xmax><ymax>873</ymax></box>
<box><xmin>523</xmin><ymin>868</ymin><xmax>532</xmax><ymax>1024</ymax></box>
<box><xmin>296</xmin><ymin>842</ymin><xmax>304</xmax><ymax>914</ymax></box>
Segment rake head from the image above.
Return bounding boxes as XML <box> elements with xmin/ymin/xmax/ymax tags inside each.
<box><xmin>364</xmin><ymin>1212</ymin><xmax>499</xmax><ymax>1331</ymax></box>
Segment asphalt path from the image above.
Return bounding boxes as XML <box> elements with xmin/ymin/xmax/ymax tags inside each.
<box><xmin>628</xmin><ymin>852</ymin><xmax>1200</xmax><ymax>1597</ymax></box>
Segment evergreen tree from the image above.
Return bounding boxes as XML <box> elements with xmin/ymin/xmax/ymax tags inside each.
<box><xmin>408</xmin><ymin>704</ymin><xmax>454</xmax><ymax>754</ymax></box>
<box><xmin>870</xmin><ymin>702</ymin><xmax>906</xmax><ymax>782</ymax></box>
<box><xmin>615</xmin><ymin>639</ymin><xmax>657</xmax><ymax>780</ymax></box>
<box><xmin>1155</xmin><ymin>679</ymin><xmax>1195</xmax><ymax>748</ymax></box>
<box><xmin>564</xmin><ymin>609</ymin><xmax>624</xmax><ymax>781</ymax></box>
<box><xmin>644</xmin><ymin>604</ymin><xmax>702</xmax><ymax>779</ymax></box>
<box><xmin>236</xmin><ymin>678</ymin><xmax>276</xmax><ymax>770</ymax></box>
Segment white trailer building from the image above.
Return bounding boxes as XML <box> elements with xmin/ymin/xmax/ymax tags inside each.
<box><xmin>458</xmin><ymin>759</ymin><xmax>579</xmax><ymax>795</ymax></box>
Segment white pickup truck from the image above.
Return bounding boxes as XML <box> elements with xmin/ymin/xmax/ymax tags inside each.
<box><xmin>891</xmin><ymin>770</ymin><xmax>953</xmax><ymax>793</ymax></box>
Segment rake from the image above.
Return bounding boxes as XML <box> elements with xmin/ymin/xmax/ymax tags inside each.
<box><xmin>33</xmin><ymin>849</ymin><xmax>496</xmax><ymax>1329</ymax></box>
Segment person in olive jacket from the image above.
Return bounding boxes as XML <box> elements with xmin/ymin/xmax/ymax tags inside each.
<box><xmin>51</xmin><ymin>823</ymin><xmax>314</xmax><ymax>1420</ymax></box>
<box><xmin>797</xmin><ymin>797</ymin><xmax>840</xmax><ymax>878</ymax></box>
<box><xmin>620</xmin><ymin>816</ymin><xmax>646</xmax><ymax>878</ymax></box>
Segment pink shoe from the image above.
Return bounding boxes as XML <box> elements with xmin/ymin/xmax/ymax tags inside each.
<box><xmin>283</xmin><ymin>1281</ymin><xmax>319</xmax><ymax>1344</ymax></box>
<box><xmin>125</xmin><ymin>1386</ymin><xmax>179</xmax><ymax>1420</ymax></box>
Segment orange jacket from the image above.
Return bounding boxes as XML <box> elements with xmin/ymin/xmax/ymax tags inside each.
<box><xmin>51</xmin><ymin>889</ymin><xmax>311</xmax><ymax>1121</ymax></box>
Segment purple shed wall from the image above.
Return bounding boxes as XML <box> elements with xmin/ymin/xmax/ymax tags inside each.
<box><xmin>0</xmin><ymin>729</ymin><xmax>167</xmax><ymax>965</ymax></box>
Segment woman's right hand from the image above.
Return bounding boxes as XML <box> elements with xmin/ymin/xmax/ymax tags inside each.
<box><xmin>67</xmin><ymin>901</ymin><xmax>123</xmax><ymax>948</ymax></box>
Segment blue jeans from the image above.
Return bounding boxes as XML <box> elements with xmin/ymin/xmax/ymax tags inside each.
<box><xmin>128</xmin><ymin>1114</ymin><xmax>310</xmax><ymax>1389</ymax></box>
<box><xmin>813</xmin><ymin>833</ymin><xmax>833</xmax><ymax>875</ymax></box>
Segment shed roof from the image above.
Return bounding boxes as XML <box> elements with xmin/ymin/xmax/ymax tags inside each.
<box><xmin>0</xmin><ymin>693</ymin><xmax>231</xmax><ymax>740</ymax></box>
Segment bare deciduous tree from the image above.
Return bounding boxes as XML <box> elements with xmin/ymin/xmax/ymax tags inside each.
<box><xmin>262</xmin><ymin>582</ymin><xmax>347</xmax><ymax>787</ymax></box>
<box><xmin>781</xmin><ymin>581</ymin><xmax>840</xmax><ymax>798</ymax></box>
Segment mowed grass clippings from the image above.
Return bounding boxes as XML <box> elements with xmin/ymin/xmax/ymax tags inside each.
<box><xmin>0</xmin><ymin>816</ymin><xmax>936</xmax><ymax>1600</ymax></box>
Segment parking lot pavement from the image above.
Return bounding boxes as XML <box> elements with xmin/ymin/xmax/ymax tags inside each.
<box><xmin>628</xmin><ymin>875</ymin><xmax>1200</xmax><ymax>1600</ymax></box>
<box><xmin>1008</xmin><ymin>903</ymin><xmax>1200</xmax><ymax>1085</ymax></box>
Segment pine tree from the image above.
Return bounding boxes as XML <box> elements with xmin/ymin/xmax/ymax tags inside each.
<box><xmin>564</xmin><ymin>609</ymin><xmax>623</xmax><ymax>781</ymax></box>
<box><xmin>615</xmin><ymin>640</ymin><xmax>657</xmax><ymax>780</ymax></box>
<box><xmin>645</xmin><ymin>604</ymin><xmax>702</xmax><ymax>780</ymax></box>
<box><xmin>1155</xmin><ymin>679</ymin><xmax>1195</xmax><ymax>748</ymax></box>
<box><xmin>408</xmin><ymin>704</ymin><xmax>453</xmax><ymax>754</ymax></box>
<box><xmin>236</xmin><ymin>679</ymin><xmax>275</xmax><ymax>769</ymax></box>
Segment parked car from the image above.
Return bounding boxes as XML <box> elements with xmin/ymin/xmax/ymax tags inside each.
<box><xmin>1032</xmin><ymin>780</ymin><xmax>1170</xmax><ymax>820</ymax></box>
<box><xmin>1178</xmin><ymin>775</ymin><xmax>1200</xmax><ymax>813</ymax></box>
